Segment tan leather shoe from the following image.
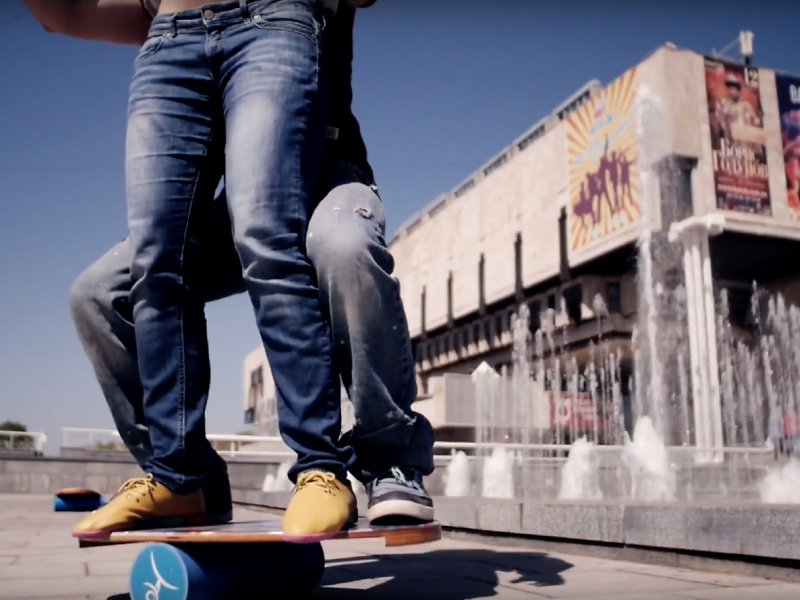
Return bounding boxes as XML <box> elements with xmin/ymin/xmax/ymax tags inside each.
<box><xmin>282</xmin><ymin>470</ymin><xmax>357</xmax><ymax>535</ymax></box>
<box><xmin>72</xmin><ymin>474</ymin><xmax>206</xmax><ymax>538</ymax></box>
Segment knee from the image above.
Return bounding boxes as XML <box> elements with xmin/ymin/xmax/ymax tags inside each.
<box><xmin>308</xmin><ymin>225</ymin><xmax>371</xmax><ymax>282</ymax></box>
<box><xmin>69</xmin><ymin>247</ymin><xmax>128</xmax><ymax>336</ymax></box>
<box><xmin>68</xmin><ymin>266</ymin><xmax>105</xmax><ymax>329</ymax></box>
<box><xmin>306</xmin><ymin>184</ymin><xmax>387</xmax><ymax>282</ymax></box>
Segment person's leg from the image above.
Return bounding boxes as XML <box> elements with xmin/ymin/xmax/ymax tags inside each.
<box><xmin>73</xmin><ymin>15</ymin><xmax>221</xmax><ymax>536</ymax></box>
<box><xmin>68</xmin><ymin>189</ymin><xmax>244</xmax><ymax>524</ymax></box>
<box><xmin>69</xmin><ymin>239</ymin><xmax>150</xmax><ymax>469</ymax></box>
<box><xmin>307</xmin><ymin>160</ymin><xmax>435</xmax><ymax>524</ymax></box>
<box><xmin>220</xmin><ymin>0</ymin><xmax>356</xmax><ymax>535</ymax></box>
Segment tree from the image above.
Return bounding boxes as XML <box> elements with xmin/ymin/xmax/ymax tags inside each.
<box><xmin>0</xmin><ymin>420</ymin><xmax>32</xmax><ymax>450</ymax></box>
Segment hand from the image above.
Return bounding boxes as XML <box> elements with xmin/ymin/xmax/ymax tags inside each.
<box><xmin>23</xmin><ymin>0</ymin><xmax>151</xmax><ymax>45</ymax></box>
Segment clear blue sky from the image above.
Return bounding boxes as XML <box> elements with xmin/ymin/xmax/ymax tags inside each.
<box><xmin>0</xmin><ymin>0</ymin><xmax>797</xmax><ymax>453</ymax></box>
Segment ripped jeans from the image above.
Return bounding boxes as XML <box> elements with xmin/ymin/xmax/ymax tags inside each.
<box><xmin>69</xmin><ymin>157</ymin><xmax>435</xmax><ymax>484</ymax></box>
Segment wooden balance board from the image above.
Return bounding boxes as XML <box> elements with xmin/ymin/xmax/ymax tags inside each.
<box><xmin>53</xmin><ymin>488</ymin><xmax>107</xmax><ymax>512</ymax></box>
<box><xmin>77</xmin><ymin>517</ymin><xmax>441</xmax><ymax>600</ymax></box>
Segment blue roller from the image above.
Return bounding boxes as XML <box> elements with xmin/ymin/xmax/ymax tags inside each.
<box><xmin>54</xmin><ymin>494</ymin><xmax>106</xmax><ymax>512</ymax></box>
<box><xmin>129</xmin><ymin>541</ymin><xmax>325</xmax><ymax>600</ymax></box>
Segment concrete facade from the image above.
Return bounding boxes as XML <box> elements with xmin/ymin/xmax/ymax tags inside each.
<box><xmin>390</xmin><ymin>46</ymin><xmax>800</xmax><ymax>343</ymax></box>
<box><xmin>242</xmin><ymin>44</ymin><xmax>800</xmax><ymax>437</ymax></box>
<box><xmin>385</xmin><ymin>45</ymin><xmax>800</xmax><ymax>438</ymax></box>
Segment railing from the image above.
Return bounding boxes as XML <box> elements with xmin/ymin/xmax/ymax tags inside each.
<box><xmin>0</xmin><ymin>430</ymin><xmax>47</xmax><ymax>454</ymax></box>
<box><xmin>60</xmin><ymin>427</ymin><xmax>293</xmax><ymax>459</ymax></box>
<box><xmin>59</xmin><ymin>427</ymin><xmax>774</xmax><ymax>460</ymax></box>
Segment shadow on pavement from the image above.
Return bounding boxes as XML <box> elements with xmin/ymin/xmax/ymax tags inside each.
<box><xmin>106</xmin><ymin>547</ymin><xmax>573</xmax><ymax>600</ymax></box>
<box><xmin>314</xmin><ymin>547</ymin><xmax>573</xmax><ymax>599</ymax></box>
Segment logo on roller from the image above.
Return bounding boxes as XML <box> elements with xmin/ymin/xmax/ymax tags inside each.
<box><xmin>143</xmin><ymin>550</ymin><xmax>179</xmax><ymax>600</ymax></box>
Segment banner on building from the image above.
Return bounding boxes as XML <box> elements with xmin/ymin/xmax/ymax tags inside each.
<box><xmin>567</xmin><ymin>67</ymin><xmax>641</xmax><ymax>252</ymax></box>
<box><xmin>776</xmin><ymin>73</ymin><xmax>800</xmax><ymax>220</ymax></box>
<box><xmin>704</xmin><ymin>58</ymin><xmax>771</xmax><ymax>215</ymax></box>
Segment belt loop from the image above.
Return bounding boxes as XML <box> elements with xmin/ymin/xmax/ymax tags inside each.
<box><xmin>169</xmin><ymin>14</ymin><xmax>178</xmax><ymax>37</ymax></box>
<box><xmin>239</xmin><ymin>0</ymin><xmax>250</xmax><ymax>20</ymax></box>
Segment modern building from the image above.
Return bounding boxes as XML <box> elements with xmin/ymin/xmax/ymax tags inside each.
<box><xmin>242</xmin><ymin>345</ymin><xmax>355</xmax><ymax>440</ymax></box>
<box><xmin>243</xmin><ymin>42</ymin><xmax>800</xmax><ymax>448</ymax></box>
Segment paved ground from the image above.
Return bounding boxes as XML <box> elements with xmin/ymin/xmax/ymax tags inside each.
<box><xmin>1</xmin><ymin>494</ymin><xmax>799</xmax><ymax>599</ymax></box>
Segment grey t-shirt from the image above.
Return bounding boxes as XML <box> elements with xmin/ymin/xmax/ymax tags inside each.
<box><xmin>139</xmin><ymin>0</ymin><xmax>339</xmax><ymax>17</ymax></box>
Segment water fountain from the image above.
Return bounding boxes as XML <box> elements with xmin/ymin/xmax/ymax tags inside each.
<box><xmin>558</xmin><ymin>437</ymin><xmax>603</xmax><ymax>500</ymax></box>
<box><xmin>443</xmin><ymin>450</ymin><xmax>471</xmax><ymax>497</ymax></box>
<box><xmin>457</xmin><ymin>81</ymin><xmax>798</xmax><ymax>507</ymax></box>
<box><xmin>261</xmin><ymin>460</ymin><xmax>293</xmax><ymax>492</ymax></box>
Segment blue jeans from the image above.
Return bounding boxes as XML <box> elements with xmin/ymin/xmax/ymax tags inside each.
<box><xmin>70</xmin><ymin>159</ymin><xmax>435</xmax><ymax>486</ymax></box>
<box><xmin>125</xmin><ymin>0</ymin><xmax>348</xmax><ymax>493</ymax></box>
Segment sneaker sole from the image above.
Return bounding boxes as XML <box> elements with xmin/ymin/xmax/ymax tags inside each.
<box><xmin>206</xmin><ymin>510</ymin><xmax>233</xmax><ymax>525</ymax></box>
<box><xmin>367</xmin><ymin>499</ymin><xmax>435</xmax><ymax>524</ymax></box>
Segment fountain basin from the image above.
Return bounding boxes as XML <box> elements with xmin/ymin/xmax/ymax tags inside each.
<box><xmin>232</xmin><ymin>490</ymin><xmax>800</xmax><ymax>563</ymax></box>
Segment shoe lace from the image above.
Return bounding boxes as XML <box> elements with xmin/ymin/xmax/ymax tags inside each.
<box><xmin>294</xmin><ymin>471</ymin><xmax>340</xmax><ymax>496</ymax></box>
<box><xmin>385</xmin><ymin>466</ymin><xmax>422</xmax><ymax>490</ymax></box>
<box><xmin>113</xmin><ymin>474</ymin><xmax>158</xmax><ymax>502</ymax></box>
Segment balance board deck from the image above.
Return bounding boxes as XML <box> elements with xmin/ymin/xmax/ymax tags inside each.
<box><xmin>78</xmin><ymin>517</ymin><xmax>441</xmax><ymax>547</ymax></box>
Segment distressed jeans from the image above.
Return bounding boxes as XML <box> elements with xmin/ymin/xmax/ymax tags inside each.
<box><xmin>124</xmin><ymin>0</ymin><xmax>348</xmax><ymax>493</ymax></box>
<box><xmin>70</xmin><ymin>158</ymin><xmax>435</xmax><ymax>487</ymax></box>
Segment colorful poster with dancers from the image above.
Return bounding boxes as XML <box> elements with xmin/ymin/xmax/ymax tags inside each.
<box><xmin>566</xmin><ymin>67</ymin><xmax>640</xmax><ymax>252</ymax></box>
<box><xmin>704</xmin><ymin>58</ymin><xmax>771</xmax><ymax>215</ymax></box>
<box><xmin>776</xmin><ymin>73</ymin><xmax>800</xmax><ymax>221</ymax></box>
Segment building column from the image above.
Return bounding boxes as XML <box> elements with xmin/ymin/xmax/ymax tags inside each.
<box><xmin>668</xmin><ymin>214</ymin><xmax>725</xmax><ymax>463</ymax></box>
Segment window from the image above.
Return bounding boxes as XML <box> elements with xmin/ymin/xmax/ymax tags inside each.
<box><xmin>420</xmin><ymin>286</ymin><xmax>427</xmax><ymax>334</ymax></box>
<box><xmin>478</xmin><ymin>253</ymin><xmax>486</xmax><ymax>310</ymax></box>
<box><xmin>563</xmin><ymin>284</ymin><xmax>583</xmax><ymax>324</ymax></box>
<box><xmin>428</xmin><ymin>198</ymin><xmax>447</xmax><ymax>218</ymax></box>
<box><xmin>528</xmin><ymin>300</ymin><xmax>541</xmax><ymax>332</ymax></box>
<box><xmin>406</xmin><ymin>218</ymin><xmax>422</xmax><ymax>235</ymax></box>
<box><xmin>483</xmin><ymin>153</ymin><xmax>508</xmax><ymax>177</ymax></box>
<box><xmin>447</xmin><ymin>272</ymin><xmax>453</xmax><ymax>322</ymax></box>
<box><xmin>607</xmin><ymin>282</ymin><xmax>621</xmax><ymax>314</ymax></box>
<box><xmin>514</xmin><ymin>232</ymin><xmax>522</xmax><ymax>295</ymax></box>
<box><xmin>558</xmin><ymin>207</ymin><xmax>570</xmax><ymax>280</ymax></box>
<box><xmin>454</xmin><ymin>178</ymin><xmax>476</xmax><ymax>198</ymax></box>
<box><xmin>517</xmin><ymin>124</ymin><xmax>545</xmax><ymax>152</ymax></box>
<box><xmin>247</xmin><ymin>366</ymin><xmax>263</xmax><ymax>415</ymax></box>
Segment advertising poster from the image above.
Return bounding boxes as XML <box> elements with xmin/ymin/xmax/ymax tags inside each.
<box><xmin>776</xmin><ymin>73</ymin><xmax>800</xmax><ymax>220</ymax></box>
<box><xmin>704</xmin><ymin>58</ymin><xmax>771</xmax><ymax>214</ymax></box>
<box><xmin>567</xmin><ymin>67</ymin><xmax>641</xmax><ymax>252</ymax></box>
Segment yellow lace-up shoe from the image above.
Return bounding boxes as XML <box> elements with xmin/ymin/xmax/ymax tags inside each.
<box><xmin>72</xmin><ymin>474</ymin><xmax>206</xmax><ymax>539</ymax></box>
<box><xmin>282</xmin><ymin>470</ymin><xmax>358</xmax><ymax>535</ymax></box>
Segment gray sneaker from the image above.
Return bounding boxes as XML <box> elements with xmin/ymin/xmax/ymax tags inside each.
<box><xmin>366</xmin><ymin>467</ymin><xmax>434</xmax><ymax>525</ymax></box>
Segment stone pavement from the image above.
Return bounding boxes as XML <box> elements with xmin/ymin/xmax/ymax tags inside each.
<box><xmin>1</xmin><ymin>494</ymin><xmax>799</xmax><ymax>599</ymax></box>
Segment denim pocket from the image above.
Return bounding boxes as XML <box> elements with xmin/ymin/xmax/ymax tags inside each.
<box><xmin>250</xmin><ymin>9</ymin><xmax>320</xmax><ymax>44</ymax></box>
<box><xmin>136</xmin><ymin>33</ymin><xmax>168</xmax><ymax>61</ymax></box>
